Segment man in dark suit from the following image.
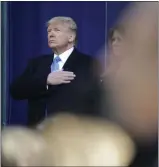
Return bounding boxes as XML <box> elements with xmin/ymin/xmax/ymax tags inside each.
<box><xmin>10</xmin><ymin>16</ymin><xmax>101</xmax><ymax>127</ymax></box>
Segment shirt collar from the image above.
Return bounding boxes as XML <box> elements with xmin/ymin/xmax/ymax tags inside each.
<box><xmin>54</xmin><ymin>47</ymin><xmax>74</xmax><ymax>63</ymax></box>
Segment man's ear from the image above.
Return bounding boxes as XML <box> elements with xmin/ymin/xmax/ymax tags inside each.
<box><xmin>68</xmin><ymin>33</ymin><xmax>75</xmax><ymax>43</ymax></box>
<box><xmin>111</xmin><ymin>35</ymin><xmax>123</xmax><ymax>57</ymax></box>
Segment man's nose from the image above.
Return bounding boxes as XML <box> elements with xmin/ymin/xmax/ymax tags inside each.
<box><xmin>48</xmin><ymin>32</ymin><xmax>55</xmax><ymax>38</ymax></box>
<box><xmin>49</xmin><ymin>34</ymin><xmax>54</xmax><ymax>38</ymax></box>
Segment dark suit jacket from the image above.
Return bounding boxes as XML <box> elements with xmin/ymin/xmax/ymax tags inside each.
<box><xmin>10</xmin><ymin>49</ymin><xmax>102</xmax><ymax>126</ymax></box>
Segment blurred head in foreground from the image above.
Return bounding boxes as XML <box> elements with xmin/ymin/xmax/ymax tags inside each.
<box><xmin>2</xmin><ymin>113</ymin><xmax>135</xmax><ymax>166</ymax></box>
<box><xmin>104</xmin><ymin>2</ymin><xmax>158</xmax><ymax>143</ymax></box>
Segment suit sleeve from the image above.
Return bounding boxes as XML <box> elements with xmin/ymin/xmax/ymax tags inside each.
<box><xmin>10</xmin><ymin>58</ymin><xmax>49</xmax><ymax>100</ymax></box>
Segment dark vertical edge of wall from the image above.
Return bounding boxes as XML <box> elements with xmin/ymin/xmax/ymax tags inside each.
<box><xmin>1</xmin><ymin>2</ymin><xmax>8</xmax><ymax>126</ymax></box>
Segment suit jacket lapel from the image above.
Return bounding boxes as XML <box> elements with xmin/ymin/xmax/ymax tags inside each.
<box><xmin>62</xmin><ymin>48</ymin><xmax>79</xmax><ymax>71</ymax></box>
<box><xmin>43</xmin><ymin>54</ymin><xmax>53</xmax><ymax>75</ymax></box>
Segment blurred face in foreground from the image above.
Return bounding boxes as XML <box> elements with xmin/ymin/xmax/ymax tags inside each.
<box><xmin>105</xmin><ymin>2</ymin><xmax>158</xmax><ymax>143</ymax></box>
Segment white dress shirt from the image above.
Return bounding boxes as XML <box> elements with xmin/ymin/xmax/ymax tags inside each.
<box><xmin>53</xmin><ymin>47</ymin><xmax>74</xmax><ymax>70</ymax></box>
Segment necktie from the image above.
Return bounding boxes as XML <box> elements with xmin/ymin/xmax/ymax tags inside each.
<box><xmin>51</xmin><ymin>56</ymin><xmax>61</xmax><ymax>72</ymax></box>
<box><xmin>45</xmin><ymin>56</ymin><xmax>61</xmax><ymax>118</ymax></box>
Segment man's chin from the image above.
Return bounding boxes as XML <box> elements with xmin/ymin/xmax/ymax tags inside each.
<box><xmin>48</xmin><ymin>44</ymin><xmax>57</xmax><ymax>49</ymax></box>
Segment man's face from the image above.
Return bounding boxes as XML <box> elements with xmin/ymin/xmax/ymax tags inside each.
<box><xmin>47</xmin><ymin>21</ymin><xmax>73</xmax><ymax>50</ymax></box>
<box><xmin>111</xmin><ymin>30</ymin><xmax>126</xmax><ymax>57</ymax></box>
<box><xmin>106</xmin><ymin>30</ymin><xmax>126</xmax><ymax>76</ymax></box>
<box><xmin>104</xmin><ymin>3</ymin><xmax>157</xmax><ymax>142</ymax></box>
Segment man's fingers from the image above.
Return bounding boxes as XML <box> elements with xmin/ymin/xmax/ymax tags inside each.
<box><xmin>58</xmin><ymin>71</ymin><xmax>76</xmax><ymax>76</ymax></box>
<box><xmin>62</xmin><ymin>76</ymin><xmax>75</xmax><ymax>80</ymax></box>
<box><xmin>51</xmin><ymin>71</ymin><xmax>76</xmax><ymax>77</ymax></box>
<box><xmin>53</xmin><ymin>75</ymin><xmax>75</xmax><ymax>80</ymax></box>
<box><xmin>50</xmin><ymin>71</ymin><xmax>76</xmax><ymax>77</ymax></box>
<box><xmin>62</xmin><ymin>73</ymin><xmax>76</xmax><ymax>77</ymax></box>
<box><xmin>62</xmin><ymin>80</ymin><xmax>71</xmax><ymax>84</ymax></box>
